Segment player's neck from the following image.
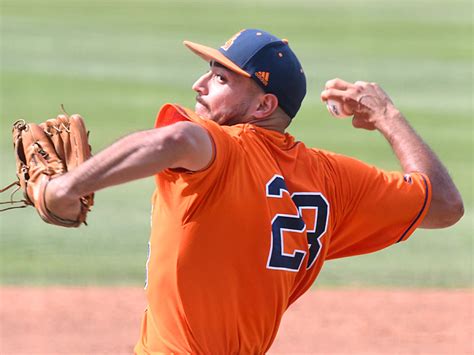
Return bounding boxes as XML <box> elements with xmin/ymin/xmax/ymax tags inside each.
<box><xmin>248</xmin><ymin>112</ymin><xmax>290</xmax><ymax>134</ymax></box>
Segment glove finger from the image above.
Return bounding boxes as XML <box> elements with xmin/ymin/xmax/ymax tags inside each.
<box><xmin>42</xmin><ymin>118</ymin><xmax>67</xmax><ymax>163</ymax></box>
<box><xmin>67</xmin><ymin>114</ymin><xmax>92</xmax><ymax>170</ymax></box>
<box><xmin>56</xmin><ymin>114</ymin><xmax>74</xmax><ymax>169</ymax></box>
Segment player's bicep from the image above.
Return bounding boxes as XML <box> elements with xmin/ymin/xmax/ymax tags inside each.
<box><xmin>168</xmin><ymin>121</ymin><xmax>214</xmax><ymax>172</ymax></box>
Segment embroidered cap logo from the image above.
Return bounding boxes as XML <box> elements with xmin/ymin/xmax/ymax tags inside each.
<box><xmin>255</xmin><ymin>71</ymin><xmax>270</xmax><ymax>86</ymax></box>
<box><xmin>221</xmin><ymin>30</ymin><xmax>244</xmax><ymax>51</ymax></box>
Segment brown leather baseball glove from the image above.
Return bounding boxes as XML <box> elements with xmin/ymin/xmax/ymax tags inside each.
<box><xmin>1</xmin><ymin>112</ymin><xmax>93</xmax><ymax>227</ymax></box>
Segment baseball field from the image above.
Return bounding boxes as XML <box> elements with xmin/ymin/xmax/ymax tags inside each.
<box><xmin>0</xmin><ymin>0</ymin><xmax>472</xmax><ymax>353</ymax></box>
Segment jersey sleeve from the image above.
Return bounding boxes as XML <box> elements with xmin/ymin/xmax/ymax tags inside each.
<box><xmin>324</xmin><ymin>152</ymin><xmax>432</xmax><ymax>260</ymax></box>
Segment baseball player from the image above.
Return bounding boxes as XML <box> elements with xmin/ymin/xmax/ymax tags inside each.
<box><xmin>41</xmin><ymin>29</ymin><xmax>463</xmax><ymax>353</ymax></box>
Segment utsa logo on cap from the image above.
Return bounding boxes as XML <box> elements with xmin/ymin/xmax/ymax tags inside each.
<box><xmin>221</xmin><ymin>30</ymin><xmax>244</xmax><ymax>51</ymax></box>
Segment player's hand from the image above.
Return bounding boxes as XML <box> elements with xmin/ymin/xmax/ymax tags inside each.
<box><xmin>44</xmin><ymin>177</ymin><xmax>83</xmax><ymax>223</ymax></box>
<box><xmin>320</xmin><ymin>78</ymin><xmax>400</xmax><ymax>131</ymax></box>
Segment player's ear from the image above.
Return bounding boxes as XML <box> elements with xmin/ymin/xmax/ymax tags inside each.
<box><xmin>253</xmin><ymin>93</ymin><xmax>279</xmax><ymax>119</ymax></box>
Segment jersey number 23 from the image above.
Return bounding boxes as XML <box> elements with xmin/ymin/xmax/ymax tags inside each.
<box><xmin>266</xmin><ymin>175</ymin><xmax>329</xmax><ymax>272</ymax></box>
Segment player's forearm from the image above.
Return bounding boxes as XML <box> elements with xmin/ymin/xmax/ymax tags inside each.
<box><xmin>48</xmin><ymin>131</ymin><xmax>172</xmax><ymax>199</ymax></box>
<box><xmin>59</xmin><ymin>129</ymin><xmax>178</xmax><ymax>197</ymax></box>
<box><xmin>376</xmin><ymin>109</ymin><xmax>464</xmax><ymax>228</ymax></box>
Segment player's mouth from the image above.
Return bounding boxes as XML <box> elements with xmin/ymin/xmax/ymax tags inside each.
<box><xmin>195</xmin><ymin>95</ymin><xmax>209</xmax><ymax>110</ymax></box>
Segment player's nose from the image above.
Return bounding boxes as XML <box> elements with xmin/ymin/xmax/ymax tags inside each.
<box><xmin>192</xmin><ymin>72</ymin><xmax>210</xmax><ymax>95</ymax></box>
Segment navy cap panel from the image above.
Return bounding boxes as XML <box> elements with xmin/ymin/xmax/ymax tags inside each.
<box><xmin>245</xmin><ymin>42</ymin><xmax>306</xmax><ymax>118</ymax></box>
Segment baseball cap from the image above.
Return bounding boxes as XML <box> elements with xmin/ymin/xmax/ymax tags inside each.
<box><xmin>184</xmin><ymin>29</ymin><xmax>306</xmax><ymax>118</ymax></box>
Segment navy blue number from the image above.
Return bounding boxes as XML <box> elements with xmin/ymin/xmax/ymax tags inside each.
<box><xmin>266</xmin><ymin>175</ymin><xmax>329</xmax><ymax>272</ymax></box>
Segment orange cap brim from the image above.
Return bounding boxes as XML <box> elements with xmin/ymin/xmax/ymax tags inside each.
<box><xmin>183</xmin><ymin>40</ymin><xmax>251</xmax><ymax>78</ymax></box>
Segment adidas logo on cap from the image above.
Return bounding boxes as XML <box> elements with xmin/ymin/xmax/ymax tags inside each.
<box><xmin>255</xmin><ymin>71</ymin><xmax>270</xmax><ymax>86</ymax></box>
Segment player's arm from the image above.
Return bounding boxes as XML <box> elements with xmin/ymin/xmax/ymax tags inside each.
<box><xmin>45</xmin><ymin>121</ymin><xmax>213</xmax><ymax>220</ymax></box>
<box><xmin>321</xmin><ymin>79</ymin><xmax>463</xmax><ymax>229</ymax></box>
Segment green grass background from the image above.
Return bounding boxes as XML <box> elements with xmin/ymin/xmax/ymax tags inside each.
<box><xmin>0</xmin><ymin>0</ymin><xmax>472</xmax><ymax>287</ymax></box>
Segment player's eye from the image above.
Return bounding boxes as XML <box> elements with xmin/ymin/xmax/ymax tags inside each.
<box><xmin>214</xmin><ymin>73</ymin><xmax>227</xmax><ymax>84</ymax></box>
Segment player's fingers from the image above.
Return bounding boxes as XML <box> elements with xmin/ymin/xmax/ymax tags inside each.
<box><xmin>320</xmin><ymin>88</ymin><xmax>358</xmax><ymax>102</ymax></box>
<box><xmin>354</xmin><ymin>80</ymin><xmax>370</xmax><ymax>87</ymax></box>
<box><xmin>324</xmin><ymin>78</ymin><xmax>353</xmax><ymax>90</ymax></box>
<box><xmin>321</xmin><ymin>88</ymin><xmax>345</xmax><ymax>102</ymax></box>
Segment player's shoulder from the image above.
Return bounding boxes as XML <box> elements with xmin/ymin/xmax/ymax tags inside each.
<box><xmin>306</xmin><ymin>146</ymin><xmax>342</xmax><ymax>165</ymax></box>
<box><xmin>309</xmin><ymin>147</ymin><xmax>364</xmax><ymax>166</ymax></box>
<box><xmin>301</xmin><ymin>147</ymin><xmax>375</xmax><ymax>183</ymax></box>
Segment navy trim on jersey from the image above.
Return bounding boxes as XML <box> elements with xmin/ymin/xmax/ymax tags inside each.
<box><xmin>397</xmin><ymin>175</ymin><xmax>430</xmax><ymax>243</ymax></box>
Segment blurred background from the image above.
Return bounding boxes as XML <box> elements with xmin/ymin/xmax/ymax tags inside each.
<box><xmin>0</xmin><ymin>0</ymin><xmax>472</xmax><ymax>288</ymax></box>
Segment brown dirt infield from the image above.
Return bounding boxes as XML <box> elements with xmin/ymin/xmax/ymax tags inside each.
<box><xmin>0</xmin><ymin>287</ymin><xmax>472</xmax><ymax>354</ymax></box>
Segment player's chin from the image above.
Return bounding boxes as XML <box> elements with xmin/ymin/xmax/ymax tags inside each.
<box><xmin>195</xmin><ymin>103</ymin><xmax>212</xmax><ymax>119</ymax></box>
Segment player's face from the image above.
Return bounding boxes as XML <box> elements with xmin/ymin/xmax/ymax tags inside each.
<box><xmin>192</xmin><ymin>62</ymin><xmax>262</xmax><ymax>125</ymax></box>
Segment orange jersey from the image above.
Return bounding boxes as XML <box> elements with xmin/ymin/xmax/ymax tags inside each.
<box><xmin>134</xmin><ymin>104</ymin><xmax>431</xmax><ymax>354</ymax></box>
